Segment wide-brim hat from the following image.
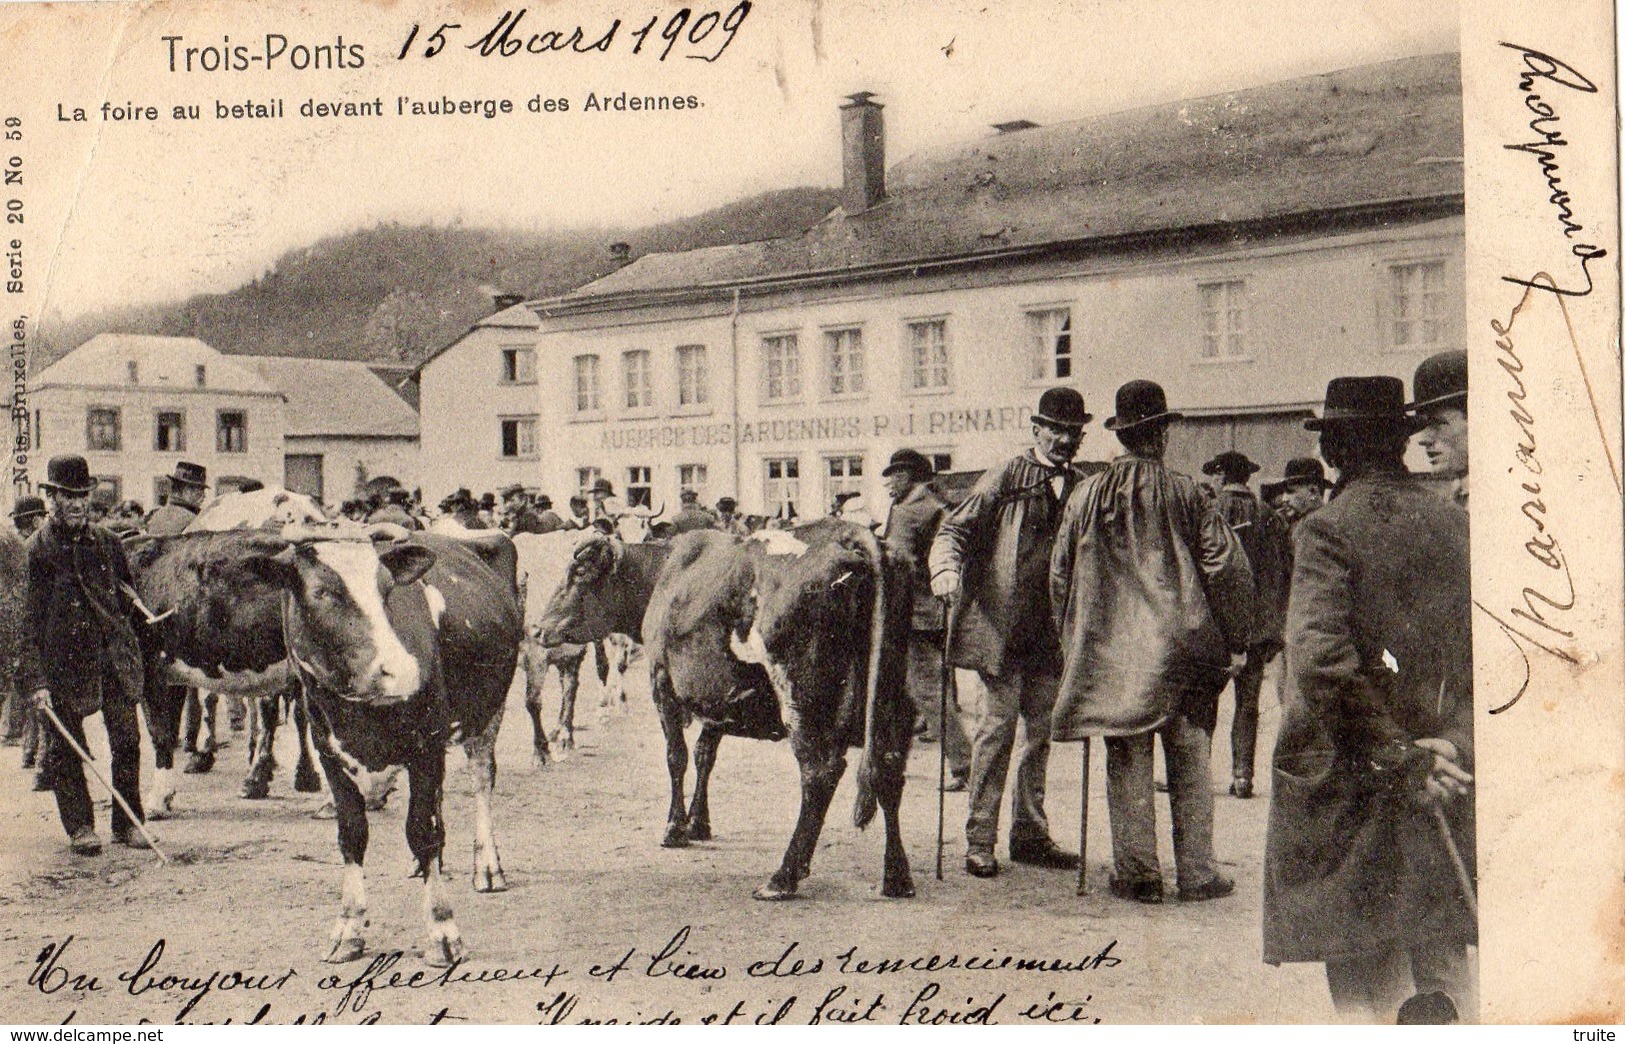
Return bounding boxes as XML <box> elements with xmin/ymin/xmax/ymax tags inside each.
<box><xmin>591</xmin><ymin>479</ymin><xmax>615</xmax><ymax>496</ymax></box>
<box><xmin>499</xmin><ymin>483</ymin><xmax>526</xmax><ymax>499</ymax></box>
<box><xmin>1305</xmin><ymin>376</ymin><xmax>1426</xmax><ymax>432</ymax></box>
<box><xmin>1031</xmin><ymin>387</ymin><xmax>1092</xmax><ymax>430</ymax></box>
<box><xmin>716</xmin><ymin>497</ymin><xmax>737</xmax><ymax>511</ymax></box>
<box><xmin>1280</xmin><ymin>457</ymin><xmax>1330</xmax><ymax>490</ymax></box>
<box><xmin>40</xmin><ymin>454</ymin><xmax>97</xmax><ymax>494</ymax></box>
<box><xmin>1202</xmin><ymin>450</ymin><xmax>1260</xmax><ymax>479</ymax></box>
<box><xmin>168</xmin><ymin>460</ymin><xmax>209</xmax><ymax>489</ymax></box>
<box><xmin>10</xmin><ymin>495</ymin><xmax>45</xmax><ymax>520</ymax></box>
<box><xmin>1260</xmin><ymin>480</ymin><xmax>1288</xmax><ymax>503</ymax></box>
<box><xmin>1409</xmin><ymin>350</ymin><xmax>1468</xmax><ymax>413</ymax></box>
<box><xmin>536</xmin><ymin>495</ymin><xmax>553</xmax><ymax>508</ymax></box>
<box><xmin>882</xmin><ymin>448</ymin><xmax>934</xmax><ymax>478</ymax></box>
<box><xmin>1104</xmin><ymin>380</ymin><xmax>1184</xmax><ymax>431</ymax></box>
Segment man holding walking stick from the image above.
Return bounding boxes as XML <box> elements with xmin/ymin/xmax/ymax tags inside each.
<box><xmin>19</xmin><ymin>455</ymin><xmax>152</xmax><ymax>856</ymax></box>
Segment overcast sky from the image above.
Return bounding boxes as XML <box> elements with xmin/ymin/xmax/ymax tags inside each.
<box><xmin>11</xmin><ymin>0</ymin><xmax>1457</xmax><ymax>321</ymax></box>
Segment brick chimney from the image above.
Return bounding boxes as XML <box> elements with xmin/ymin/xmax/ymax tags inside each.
<box><xmin>492</xmin><ymin>293</ymin><xmax>524</xmax><ymax>312</ymax></box>
<box><xmin>840</xmin><ymin>92</ymin><xmax>885</xmax><ymax>215</ymax></box>
<box><xmin>609</xmin><ymin>242</ymin><xmax>632</xmax><ymax>267</ymax></box>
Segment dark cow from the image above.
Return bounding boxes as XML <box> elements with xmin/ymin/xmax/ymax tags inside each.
<box><xmin>540</xmin><ymin>522</ymin><xmax>915</xmax><ymax>900</ymax></box>
<box><xmin>130</xmin><ymin>527</ymin><xmax>519</xmax><ymax>963</ymax></box>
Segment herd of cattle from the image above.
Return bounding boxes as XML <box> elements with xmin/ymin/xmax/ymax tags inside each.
<box><xmin>12</xmin><ymin>489</ymin><xmax>920</xmax><ymax>964</ymax></box>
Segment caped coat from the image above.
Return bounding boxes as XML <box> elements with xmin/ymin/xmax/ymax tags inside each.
<box><xmin>1048</xmin><ymin>455</ymin><xmax>1254</xmax><ymax>739</ymax></box>
<box><xmin>143</xmin><ymin>500</ymin><xmax>199</xmax><ymax>537</ymax></box>
<box><xmin>1215</xmin><ymin>486</ymin><xmax>1292</xmax><ymax>650</ymax></box>
<box><xmin>16</xmin><ymin>519</ymin><xmax>145</xmax><ymax>717</ymax></box>
<box><xmin>928</xmin><ymin>451</ymin><xmax>1100</xmax><ymax>677</ymax></box>
<box><xmin>883</xmin><ymin>483</ymin><xmax>946</xmax><ymax>633</ymax></box>
<box><xmin>1263</xmin><ymin>469</ymin><xmax>1475</xmax><ymax>965</ymax></box>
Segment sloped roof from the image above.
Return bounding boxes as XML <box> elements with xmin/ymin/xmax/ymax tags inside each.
<box><xmin>412</xmin><ymin>301</ymin><xmax>539</xmax><ymax>376</ymax></box>
<box><xmin>34</xmin><ymin>334</ymin><xmax>277</xmax><ymax>395</ymax></box>
<box><xmin>244</xmin><ymin>356</ymin><xmax>419</xmax><ymax>438</ymax></box>
<box><xmin>551</xmin><ymin>53</ymin><xmax>1462</xmax><ymax>307</ymax></box>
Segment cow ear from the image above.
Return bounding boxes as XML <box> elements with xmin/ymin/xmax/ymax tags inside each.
<box><xmin>245</xmin><ymin>544</ymin><xmax>301</xmax><ymax>588</ymax></box>
<box><xmin>380</xmin><ymin>544</ymin><xmax>436</xmax><ymax>586</ymax></box>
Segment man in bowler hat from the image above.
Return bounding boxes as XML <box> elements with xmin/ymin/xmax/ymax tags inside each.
<box><xmin>1410</xmin><ymin>350</ymin><xmax>1468</xmax><ymax>508</ymax></box>
<box><xmin>1263</xmin><ymin>458</ymin><xmax>1331</xmax><ymax>531</ymax></box>
<box><xmin>1202</xmin><ymin>450</ymin><xmax>1291</xmax><ymax>799</ymax></box>
<box><xmin>1263</xmin><ymin>377</ymin><xmax>1475</xmax><ymax>1021</ymax></box>
<box><xmin>145</xmin><ymin>461</ymin><xmax>209</xmax><ymax>536</ymax></box>
<box><xmin>882</xmin><ymin>448</ymin><xmax>969</xmax><ymax>790</ymax></box>
<box><xmin>1050</xmin><ymin>381</ymin><xmax>1253</xmax><ymax>902</ymax></box>
<box><xmin>929</xmin><ymin>387</ymin><xmax>1099</xmax><ymax>877</ymax></box>
<box><xmin>18</xmin><ymin>455</ymin><xmax>150</xmax><ymax>854</ymax></box>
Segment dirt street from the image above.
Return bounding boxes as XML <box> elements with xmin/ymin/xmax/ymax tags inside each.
<box><xmin>0</xmin><ymin>659</ymin><xmax>1330</xmax><ymax>1025</ymax></box>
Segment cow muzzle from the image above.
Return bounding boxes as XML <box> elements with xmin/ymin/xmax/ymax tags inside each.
<box><xmin>355</xmin><ymin>651</ymin><xmax>422</xmax><ymax>704</ymax></box>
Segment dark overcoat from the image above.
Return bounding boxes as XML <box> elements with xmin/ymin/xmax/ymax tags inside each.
<box><xmin>1049</xmin><ymin>456</ymin><xmax>1254</xmax><ymax>739</ymax></box>
<box><xmin>1215</xmin><ymin>487</ymin><xmax>1292</xmax><ymax>649</ymax></box>
<box><xmin>927</xmin><ymin>452</ymin><xmax>1100</xmax><ymax>677</ymax></box>
<box><xmin>882</xmin><ymin>484</ymin><xmax>945</xmax><ymax>633</ymax></box>
<box><xmin>17</xmin><ymin>519</ymin><xmax>145</xmax><ymax>717</ymax></box>
<box><xmin>1262</xmin><ymin>469</ymin><xmax>1475</xmax><ymax>965</ymax></box>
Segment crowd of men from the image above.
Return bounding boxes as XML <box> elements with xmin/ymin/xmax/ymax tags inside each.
<box><xmin>1</xmin><ymin>346</ymin><xmax>1472</xmax><ymax>1024</ymax></box>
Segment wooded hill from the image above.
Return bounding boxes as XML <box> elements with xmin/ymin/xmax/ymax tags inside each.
<box><xmin>37</xmin><ymin>186</ymin><xmax>840</xmax><ymax>369</ymax></box>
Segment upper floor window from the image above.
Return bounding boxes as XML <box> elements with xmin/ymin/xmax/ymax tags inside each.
<box><xmin>676</xmin><ymin>345</ymin><xmax>709</xmax><ymax>407</ymax></box>
<box><xmin>154</xmin><ymin>411</ymin><xmax>186</xmax><ymax>452</ymax></box>
<box><xmin>907</xmin><ymin>319</ymin><xmax>950</xmax><ymax>390</ymax></box>
<box><xmin>572</xmin><ymin>355</ymin><xmax>601</xmax><ymax>413</ymax></box>
<box><xmin>1027</xmin><ymin>307</ymin><xmax>1073</xmax><ymax>380</ymax></box>
<box><xmin>500</xmin><ymin>346</ymin><xmax>536</xmax><ymax>384</ymax></box>
<box><xmin>1389</xmin><ymin>261</ymin><xmax>1446</xmax><ymax>349</ymax></box>
<box><xmin>86</xmin><ymin>407</ymin><xmax>120</xmax><ymax>452</ymax></box>
<box><xmin>216</xmin><ymin>410</ymin><xmax>247</xmax><ymax>453</ymax></box>
<box><xmin>500</xmin><ymin>416</ymin><xmax>538</xmax><ymax>458</ymax></box>
<box><xmin>623</xmin><ymin>350</ymin><xmax>653</xmax><ymax>410</ymax></box>
<box><xmin>1199</xmin><ymin>280</ymin><xmax>1247</xmax><ymax>359</ymax></box>
<box><xmin>761</xmin><ymin>334</ymin><xmax>802</xmax><ymax>403</ymax></box>
<box><xmin>824</xmin><ymin>327</ymin><xmax>866</xmax><ymax>397</ymax></box>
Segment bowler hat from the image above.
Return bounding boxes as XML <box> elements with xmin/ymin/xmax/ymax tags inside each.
<box><xmin>1031</xmin><ymin>387</ymin><xmax>1092</xmax><ymax>430</ymax></box>
<box><xmin>169</xmin><ymin>461</ymin><xmax>208</xmax><ymax>489</ymax></box>
<box><xmin>446</xmin><ymin>487</ymin><xmax>476</xmax><ymax>510</ymax></box>
<box><xmin>716</xmin><ymin>497</ymin><xmax>737</xmax><ymax>512</ymax></box>
<box><xmin>1202</xmin><ymin>451</ymin><xmax>1261</xmax><ymax>480</ymax></box>
<box><xmin>1305</xmin><ymin>376</ymin><xmax>1424</xmax><ymax>432</ymax></box>
<box><xmin>679</xmin><ymin>488</ymin><xmax>699</xmax><ymax>503</ymax></box>
<box><xmin>40</xmin><ymin>454</ymin><xmax>97</xmax><ymax>494</ymax></box>
<box><xmin>10</xmin><ymin>495</ymin><xmax>44</xmax><ymax>520</ymax></box>
<box><xmin>1281</xmin><ymin>457</ymin><xmax>1329</xmax><ymax>490</ymax></box>
<box><xmin>479</xmin><ymin>493</ymin><xmax>496</xmax><ymax>510</ymax></box>
<box><xmin>1409</xmin><ymin>350</ymin><xmax>1467</xmax><ymax>412</ymax></box>
<box><xmin>499</xmin><ymin>483</ymin><xmax>526</xmax><ymax>499</ymax></box>
<box><xmin>536</xmin><ymin>495</ymin><xmax>553</xmax><ymax>509</ymax></box>
<box><xmin>1105</xmin><ymin>380</ymin><xmax>1184</xmax><ymax>431</ymax></box>
<box><xmin>882</xmin><ymin>448</ymin><xmax>934</xmax><ymax>478</ymax></box>
<box><xmin>591</xmin><ymin>478</ymin><xmax>615</xmax><ymax>497</ymax></box>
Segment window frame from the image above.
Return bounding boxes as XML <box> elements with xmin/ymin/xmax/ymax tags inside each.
<box><xmin>759</xmin><ymin>332</ymin><xmax>804</xmax><ymax>405</ymax></box>
<box><xmin>153</xmin><ymin>409</ymin><xmax>187</xmax><ymax>453</ymax></box>
<box><xmin>622</xmin><ymin>349</ymin><xmax>655</xmax><ymax>414</ymax></box>
<box><xmin>903</xmin><ymin>316</ymin><xmax>952</xmax><ymax>395</ymax></box>
<box><xmin>85</xmin><ymin>405</ymin><xmax>121</xmax><ymax>453</ymax></box>
<box><xmin>678</xmin><ymin>463</ymin><xmax>709</xmax><ymax>501</ymax></box>
<box><xmin>821</xmin><ymin>325</ymin><xmax>867</xmax><ymax>400</ymax></box>
<box><xmin>571</xmin><ymin>354</ymin><xmax>603</xmax><ymax>417</ymax></box>
<box><xmin>499</xmin><ymin>345</ymin><xmax>537</xmax><ymax>385</ymax></box>
<box><xmin>822</xmin><ymin>453</ymin><xmax>865</xmax><ymax>511</ymax></box>
<box><xmin>576</xmin><ymin>467</ymin><xmax>602</xmax><ymax>500</ymax></box>
<box><xmin>675</xmin><ymin>344</ymin><xmax>710</xmax><ymax>411</ymax></box>
<box><xmin>1384</xmin><ymin>257</ymin><xmax>1449</xmax><ymax>353</ymax></box>
<box><xmin>499</xmin><ymin>415</ymin><xmax>540</xmax><ymax>460</ymax></box>
<box><xmin>1025</xmin><ymin>305</ymin><xmax>1075</xmax><ymax>383</ymax></box>
<box><xmin>215</xmin><ymin>409</ymin><xmax>248</xmax><ymax>454</ymax></box>
<box><xmin>625</xmin><ymin>465</ymin><xmax>654</xmax><ymax>509</ymax></box>
<box><xmin>762</xmin><ymin>456</ymin><xmax>802</xmax><ymax>518</ymax></box>
<box><xmin>1195</xmin><ymin>278</ymin><xmax>1252</xmax><ymax>364</ymax></box>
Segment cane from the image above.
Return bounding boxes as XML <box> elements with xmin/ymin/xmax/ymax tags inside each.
<box><xmin>37</xmin><ymin>699</ymin><xmax>168</xmax><ymax>865</ymax></box>
<box><xmin>1076</xmin><ymin>738</ymin><xmax>1090</xmax><ymax>895</ymax></box>
<box><xmin>935</xmin><ymin>599</ymin><xmax>953</xmax><ymax>882</ymax></box>
<box><xmin>1431</xmin><ymin>804</ymin><xmax>1478</xmax><ymax>921</ymax></box>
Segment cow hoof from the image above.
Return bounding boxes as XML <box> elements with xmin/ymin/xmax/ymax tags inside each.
<box><xmin>472</xmin><ymin>869</ymin><xmax>508</xmax><ymax>894</ymax></box>
<box><xmin>531</xmin><ymin>749</ymin><xmax>550</xmax><ymax>769</ymax></box>
<box><xmin>752</xmin><ymin>880</ymin><xmax>799</xmax><ymax>902</ymax></box>
<box><xmin>294</xmin><ymin>766</ymin><xmax>323</xmax><ymax>793</ymax></box>
<box><xmin>685</xmin><ymin>821</ymin><xmax>712</xmax><ymax>842</ymax></box>
<box><xmin>323</xmin><ymin>937</ymin><xmax>365</xmax><ymax>964</ymax></box>
<box><xmin>240</xmin><ymin>778</ymin><xmax>270</xmax><ymax>800</ymax></box>
<box><xmin>183</xmin><ymin>752</ymin><xmax>215</xmax><ymax>775</ymax></box>
<box><xmin>423</xmin><ymin>934</ymin><xmax>465</xmax><ymax>968</ymax></box>
<box><xmin>660</xmin><ymin>825</ymin><xmax>690</xmax><ymax>849</ymax></box>
<box><xmin>144</xmin><ymin>795</ymin><xmax>175</xmax><ymax>821</ymax></box>
<box><xmin>311</xmin><ymin>800</ymin><xmax>337</xmax><ymax>820</ymax></box>
<box><xmin>883</xmin><ymin>875</ymin><xmax>917</xmax><ymax>899</ymax></box>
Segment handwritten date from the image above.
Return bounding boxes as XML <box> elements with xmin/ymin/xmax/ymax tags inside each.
<box><xmin>398</xmin><ymin>4</ymin><xmax>752</xmax><ymax>64</ymax></box>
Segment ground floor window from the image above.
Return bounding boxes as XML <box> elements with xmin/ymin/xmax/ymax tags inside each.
<box><xmin>626</xmin><ymin>465</ymin><xmax>653</xmax><ymax>508</ymax></box>
<box><xmin>763</xmin><ymin>457</ymin><xmax>800</xmax><ymax>519</ymax></box>
<box><xmin>823</xmin><ymin>454</ymin><xmax>864</xmax><ymax>513</ymax></box>
<box><xmin>576</xmin><ymin>467</ymin><xmax>601</xmax><ymax>499</ymax></box>
<box><xmin>678</xmin><ymin>463</ymin><xmax>708</xmax><ymax>501</ymax></box>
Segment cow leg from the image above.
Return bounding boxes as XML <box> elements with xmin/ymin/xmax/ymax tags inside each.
<box><xmin>292</xmin><ymin>693</ymin><xmax>323</xmax><ymax>793</ymax></box>
<box><xmin>754</xmin><ymin>747</ymin><xmax>846</xmax><ymax>901</ymax></box>
<box><xmin>405</xmin><ymin>754</ymin><xmax>465</xmax><ymax>966</ymax></box>
<box><xmin>319</xmin><ymin>750</ymin><xmax>369</xmax><ymax>963</ymax></box>
<box><xmin>465</xmin><ymin>710</ymin><xmax>509</xmax><ymax>893</ymax></box>
<box><xmin>653</xmin><ymin>668</ymin><xmax>691</xmax><ymax>848</ymax></box>
<box><xmin>685</xmin><ymin>724</ymin><xmax>723</xmax><ymax>842</ymax></box>
<box><xmin>519</xmin><ymin>640</ymin><xmax>552</xmax><ymax>766</ymax></box>
<box><xmin>183</xmin><ymin>690</ymin><xmax>216</xmax><ymax>774</ymax></box>
<box><xmin>553</xmin><ymin>655</ymin><xmax>579</xmax><ymax>753</ymax></box>
<box><xmin>876</xmin><ymin>749</ymin><xmax>915</xmax><ymax>899</ymax></box>
<box><xmin>142</xmin><ymin>682</ymin><xmax>186</xmax><ymax>820</ymax></box>
<box><xmin>240</xmin><ymin>695</ymin><xmax>278</xmax><ymax>800</ymax></box>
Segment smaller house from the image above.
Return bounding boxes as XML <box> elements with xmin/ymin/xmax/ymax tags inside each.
<box><xmin>244</xmin><ymin>356</ymin><xmax>421</xmax><ymax>505</ymax></box>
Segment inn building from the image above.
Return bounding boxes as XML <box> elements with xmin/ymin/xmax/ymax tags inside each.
<box><xmin>418</xmin><ymin>53</ymin><xmax>1464</xmax><ymax>516</ymax></box>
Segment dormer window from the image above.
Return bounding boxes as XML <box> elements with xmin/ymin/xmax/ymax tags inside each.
<box><xmin>195</xmin><ymin>364</ymin><xmax>207</xmax><ymax>387</ymax></box>
<box><xmin>126</xmin><ymin>360</ymin><xmax>139</xmax><ymax>384</ymax></box>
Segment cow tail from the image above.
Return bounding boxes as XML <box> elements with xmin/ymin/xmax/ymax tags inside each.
<box><xmin>852</xmin><ymin>524</ymin><xmax>887</xmax><ymax>831</ymax></box>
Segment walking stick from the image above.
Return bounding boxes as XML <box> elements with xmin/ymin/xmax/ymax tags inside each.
<box><xmin>935</xmin><ymin>598</ymin><xmax>952</xmax><ymax>882</ymax></box>
<box><xmin>1431</xmin><ymin>804</ymin><xmax>1478</xmax><ymax>921</ymax></box>
<box><xmin>1077</xmin><ymin>738</ymin><xmax>1090</xmax><ymax>895</ymax></box>
<box><xmin>37</xmin><ymin>700</ymin><xmax>168</xmax><ymax>865</ymax></box>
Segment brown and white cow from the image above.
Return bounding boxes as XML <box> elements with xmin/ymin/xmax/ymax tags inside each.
<box><xmin>129</xmin><ymin>526</ymin><xmax>519</xmax><ymax>964</ymax></box>
<box><xmin>539</xmin><ymin>521</ymin><xmax>916</xmax><ymax>900</ymax></box>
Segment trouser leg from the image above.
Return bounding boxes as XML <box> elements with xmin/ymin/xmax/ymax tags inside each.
<box><xmin>907</xmin><ymin>632</ymin><xmax>969</xmax><ymax>779</ymax></box>
<box><xmin>1008</xmin><ymin>665</ymin><xmax>1057</xmax><ymax>845</ymax></box>
<box><xmin>1324</xmin><ymin>949</ymin><xmax>1413</xmax><ymax>1023</ymax></box>
<box><xmin>1104</xmin><ymin>731</ymin><xmax>1161</xmax><ymax>883</ymax></box>
<box><xmin>1231</xmin><ymin>651</ymin><xmax>1265</xmax><ymax>781</ymax></box>
<box><xmin>102</xmin><ymin>684</ymin><xmax>144</xmax><ymax>838</ymax></box>
<box><xmin>1</xmin><ymin>682</ymin><xmax>21</xmax><ymax>741</ymax></box>
<box><xmin>43</xmin><ymin>699</ymin><xmax>93</xmax><ymax>838</ymax></box>
<box><xmin>1162</xmin><ymin>713</ymin><xmax>1219</xmax><ymax>890</ymax></box>
<box><xmin>1410</xmin><ymin>942</ymin><xmax>1476</xmax><ymax>1022</ymax></box>
<box><xmin>964</xmin><ymin>671</ymin><xmax>1020</xmax><ymax>854</ymax></box>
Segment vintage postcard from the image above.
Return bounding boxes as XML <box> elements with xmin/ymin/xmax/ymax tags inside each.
<box><xmin>0</xmin><ymin>0</ymin><xmax>1618</xmax><ymax>1027</ymax></box>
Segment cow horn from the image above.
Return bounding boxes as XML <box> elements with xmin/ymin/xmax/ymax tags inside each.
<box><xmin>645</xmin><ymin>501</ymin><xmax>666</xmax><ymax>521</ymax></box>
<box><xmin>367</xmin><ymin>521</ymin><xmax>411</xmax><ymax>544</ymax></box>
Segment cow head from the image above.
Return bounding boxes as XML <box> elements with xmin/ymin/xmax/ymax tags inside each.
<box><xmin>251</xmin><ymin>535</ymin><xmax>437</xmax><ymax>705</ymax></box>
<box><xmin>537</xmin><ymin>534</ymin><xmax>624</xmax><ymax>646</ymax></box>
